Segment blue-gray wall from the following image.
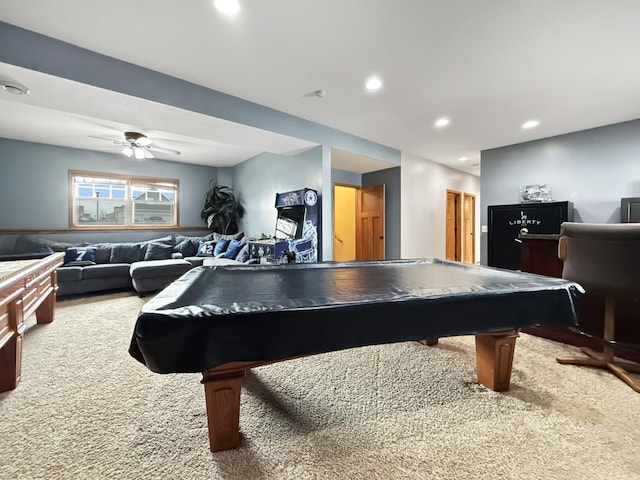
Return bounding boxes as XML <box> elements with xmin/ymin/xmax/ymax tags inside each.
<box><xmin>0</xmin><ymin>137</ymin><xmax>217</xmax><ymax>253</ymax></box>
<box><xmin>0</xmin><ymin>137</ymin><xmax>216</xmax><ymax>229</ymax></box>
<box><xmin>232</xmin><ymin>147</ymin><xmax>323</xmax><ymax>253</ymax></box>
<box><xmin>480</xmin><ymin>118</ymin><xmax>640</xmax><ymax>263</ymax></box>
<box><xmin>0</xmin><ymin>21</ymin><xmax>404</xmax><ymax>260</ymax></box>
<box><xmin>363</xmin><ymin>167</ymin><xmax>401</xmax><ymax>260</ymax></box>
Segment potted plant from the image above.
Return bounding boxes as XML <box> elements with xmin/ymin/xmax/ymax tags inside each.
<box><xmin>200</xmin><ymin>182</ymin><xmax>245</xmax><ymax>234</ymax></box>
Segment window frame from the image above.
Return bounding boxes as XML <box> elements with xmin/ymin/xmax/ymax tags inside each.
<box><xmin>68</xmin><ymin>170</ymin><xmax>180</xmax><ymax>230</ymax></box>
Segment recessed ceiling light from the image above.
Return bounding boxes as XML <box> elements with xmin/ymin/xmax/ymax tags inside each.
<box><xmin>522</xmin><ymin>119</ymin><xmax>540</xmax><ymax>129</ymax></box>
<box><xmin>0</xmin><ymin>80</ymin><xmax>30</xmax><ymax>95</ymax></box>
<box><xmin>214</xmin><ymin>0</ymin><xmax>240</xmax><ymax>15</ymax></box>
<box><xmin>365</xmin><ymin>76</ymin><xmax>382</xmax><ymax>91</ymax></box>
<box><xmin>434</xmin><ymin>117</ymin><xmax>450</xmax><ymax>128</ymax></box>
<box><xmin>459</xmin><ymin>156</ymin><xmax>468</xmax><ymax>162</ymax></box>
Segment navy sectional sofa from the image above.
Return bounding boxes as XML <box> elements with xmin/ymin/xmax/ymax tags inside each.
<box><xmin>7</xmin><ymin>232</ymin><xmax>249</xmax><ymax>297</ymax></box>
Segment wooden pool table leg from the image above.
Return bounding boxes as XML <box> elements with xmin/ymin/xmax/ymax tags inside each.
<box><xmin>475</xmin><ymin>330</ymin><xmax>519</xmax><ymax>391</ymax></box>
<box><xmin>201</xmin><ymin>368</ymin><xmax>245</xmax><ymax>452</ymax></box>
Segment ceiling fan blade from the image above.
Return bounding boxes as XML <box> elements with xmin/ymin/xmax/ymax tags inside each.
<box><xmin>88</xmin><ymin>135</ymin><xmax>120</xmax><ymax>142</ymax></box>
<box><xmin>89</xmin><ymin>135</ymin><xmax>129</xmax><ymax>146</ymax></box>
<box><xmin>143</xmin><ymin>148</ymin><xmax>155</xmax><ymax>159</ymax></box>
<box><xmin>149</xmin><ymin>145</ymin><xmax>181</xmax><ymax>156</ymax></box>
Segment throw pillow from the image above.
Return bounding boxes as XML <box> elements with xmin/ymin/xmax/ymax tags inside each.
<box><xmin>89</xmin><ymin>243</ymin><xmax>114</xmax><ymax>264</ymax></box>
<box><xmin>213</xmin><ymin>238</ymin><xmax>230</xmax><ymax>256</ymax></box>
<box><xmin>222</xmin><ymin>239</ymin><xmax>245</xmax><ymax>259</ymax></box>
<box><xmin>144</xmin><ymin>242</ymin><xmax>173</xmax><ymax>261</ymax></box>
<box><xmin>109</xmin><ymin>243</ymin><xmax>142</xmax><ymax>263</ymax></box>
<box><xmin>174</xmin><ymin>239</ymin><xmax>198</xmax><ymax>257</ymax></box>
<box><xmin>213</xmin><ymin>231</ymin><xmax>245</xmax><ymax>242</ymax></box>
<box><xmin>175</xmin><ymin>233</ymin><xmax>215</xmax><ymax>245</ymax></box>
<box><xmin>64</xmin><ymin>247</ymin><xmax>97</xmax><ymax>265</ymax></box>
<box><xmin>14</xmin><ymin>235</ymin><xmax>73</xmax><ymax>254</ymax></box>
<box><xmin>234</xmin><ymin>243</ymin><xmax>250</xmax><ymax>263</ymax></box>
<box><xmin>196</xmin><ymin>241</ymin><xmax>216</xmax><ymax>257</ymax></box>
<box><xmin>140</xmin><ymin>236</ymin><xmax>174</xmax><ymax>258</ymax></box>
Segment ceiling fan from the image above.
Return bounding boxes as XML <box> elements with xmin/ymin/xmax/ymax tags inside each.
<box><xmin>89</xmin><ymin>131</ymin><xmax>181</xmax><ymax>159</ymax></box>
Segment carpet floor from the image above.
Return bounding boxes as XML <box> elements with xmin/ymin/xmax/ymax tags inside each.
<box><xmin>0</xmin><ymin>291</ymin><xmax>638</xmax><ymax>480</ymax></box>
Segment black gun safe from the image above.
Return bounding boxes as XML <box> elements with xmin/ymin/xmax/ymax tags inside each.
<box><xmin>488</xmin><ymin>201</ymin><xmax>573</xmax><ymax>271</ymax></box>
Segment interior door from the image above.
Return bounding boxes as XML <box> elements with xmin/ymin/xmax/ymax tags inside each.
<box><xmin>463</xmin><ymin>194</ymin><xmax>476</xmax><ymax>264</ymax></box>
<box><xmin>445</xmin><ymin>190</ymin><xmax>461</xmax><ymax>261</ymax></box>
<box><xmin>356</xmin><ymin>184</ymin><xmax>385</xmax><ymax>261</ymax></box>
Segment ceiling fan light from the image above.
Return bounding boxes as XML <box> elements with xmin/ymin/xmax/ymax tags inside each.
<box><xmin>137</xmin><ymin>136</ymin><xmax>152</xmax><ymax>146</ymax></box>
<box><xmin>122</xmin><ymin>146</ymin><xmax>133</xmax><ymax>157</ymax></box>
<box><xmin>134</xmin><ymin>147</ymin><xmax>146</xmax><ymax>159</ymax></box>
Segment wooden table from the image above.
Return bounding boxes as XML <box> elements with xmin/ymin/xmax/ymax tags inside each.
<box><xmin>0</xmin><ymin>252</ymin><xmax>64</xmax><ymax>392</ymax></box>
<box><xmin>130</xmin><ymin>259</ymin><xmax>582</xmax><ymax>451</ymax></box>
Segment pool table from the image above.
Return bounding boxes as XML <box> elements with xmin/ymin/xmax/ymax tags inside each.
<box><xmin>129</xmin><ymin>258</ymin><xmax>583</xmax><ymax>451</ymax></box>
<box><xmin>0</xmin><ymin>252</ymin><xmax>64</xmax><ymax>392</ymax></box>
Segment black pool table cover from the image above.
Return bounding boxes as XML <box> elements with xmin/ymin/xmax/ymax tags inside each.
<box><xmin>129</xmin><ymin>259</ymin><xmax>583</xmax><ymax>374</ymax></box>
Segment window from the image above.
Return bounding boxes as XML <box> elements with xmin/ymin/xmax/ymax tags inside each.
<box><xmin>70</xmin><ymin>170</ymin><xmax>179</xmax><ymax>228</ymax></box>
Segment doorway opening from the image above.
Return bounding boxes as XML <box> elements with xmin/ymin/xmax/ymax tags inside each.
<box><xmin>446</xmin><ymin>190</ymin><xmax>475</xmax><ymax>264</ymax></box>
<box><xmin>333</xmin><ymin>183</ymin><xmax>385</xmax><ymax>262</ymax></box>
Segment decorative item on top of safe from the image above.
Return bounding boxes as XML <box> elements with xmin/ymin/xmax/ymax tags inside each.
<box><xmin>519</xmin><ymin>184</ymin><xmax>552</xmax><ymax>203</ymax></box>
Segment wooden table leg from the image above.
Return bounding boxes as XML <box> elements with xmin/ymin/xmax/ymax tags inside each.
<box><xmin>475</xmin><ymin>330</ymin><xmax>519</xmax><ymax>391</ymax></box>
<box><xmin>35</xmin><ymin>273</ymin><xmax>58</xmax><ymax>324</ymax></box>
<box><xmin>201</xmin><ymin>368</ymin><xmax>245</xmax><ymax>452</ymax></box>
<box><xmin>0</xmin><ymin>296</ymin><xmax>24</xmax><ymax>392</ymax></box>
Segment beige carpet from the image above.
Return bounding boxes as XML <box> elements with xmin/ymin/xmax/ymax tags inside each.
<box><xmin>1</xmin><ymin>291</ymin><xmax>638</xmax><ymax>480</ymax></box>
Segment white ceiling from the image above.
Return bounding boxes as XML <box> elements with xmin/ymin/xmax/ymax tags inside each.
<box><xmin>1</xmin><ymin>0</ymin><xmax>640</xmax><ymax>176</ymax></box>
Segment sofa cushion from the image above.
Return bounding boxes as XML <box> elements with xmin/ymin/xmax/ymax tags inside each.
<box><xmin>184</xmin><ymin>256</ymin><xmax>205</xmax><ymax>267</ymax></box>
<box><xmin>144</xmin><ymin>242</ymin><xmax>173</xmax><ymax>261</ymax></box>
<box><xmin>213</xmin><ymin>238</ymin><xmax>230</xmax><ymax>256</ymax></box>
<box><xmin>81</xmin><ymin>263</ymin><xmax>132</xmax><ymax>280</ymax></box>
<box><xmin>202</xmin><ymin>257</ymin><xmax>245</xmax><ymax>267</ymax></box>
<box><xmin>129</xmin><ymin>259</ymin><xmax>192</xmax><ymax>280</ymax></box>
<box><xmin>109</xmin><ymin>243</ymin><xmax>142</xmax><ymax>263</ymax></box>
<box><xmin>222</xmin><ymin>239</ymin><xmax>245</xmax><ymax>259</ymax></box>
<box><xmin>56</xmin><ymin>266</ymin><xmax>83</xmax><ymax>282</ymax></box>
